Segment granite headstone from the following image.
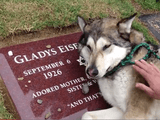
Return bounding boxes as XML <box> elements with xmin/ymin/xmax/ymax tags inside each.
<box><xmin>139</xmin><ymin>13</ymin><xmax>160</xmax><ymax>41</ymax></box>
<box><xmin>0</xmin><ymin>32</ymin><xmax>111</xmax><ymax>119</ymax></box>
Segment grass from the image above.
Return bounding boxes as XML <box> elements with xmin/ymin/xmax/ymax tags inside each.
<box><xmin>0</xmin><ymin>0</ymin><xmax>158</xmax><ymax>39</ymax></box>
<box><xmin>0</xmin><ymin>93</ymin><xmax>14</xmax><ymax>119</ymax></box>
<box><xmin>135</xmin><ymin>0</ymin><xmax>160</xmax><ymax>11</ymax></box>
<box><xmin>0</xmin><ymin>0</ymin><xmax>136</xmax><ymax>37</ymax></box>
<box><xmin>0</xmin><ymin>0</ymin><xmax>117</xmax><ymax>37</ymax></box>
<box><xmin>104</xmin><ymin>0</ymin><xmax>135</xmax><ymax>18</ymax></box>
<box><xmin>0</xmin><ymin>0</ymin><xmax>160</xmax><ymax>118</ymax></box>
<box><xmin>0</xmin><ymin>0</ymin><xmax>158</xmax><ymax>44</ymax></box>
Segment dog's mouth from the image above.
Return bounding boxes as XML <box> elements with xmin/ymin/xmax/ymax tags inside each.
<box><xmin>78</xmin><ymin>55</ymin><xmax>115</xmax><ymax>79</ymax></box>
<box><xmin>86</xmin><ymin>73</ymin><xmax>100</xmax><ymax>80</ymax></box>
<box><xmin>86</xmin><ymin>67</ymin><xmax>113</xmax><ymax>80</ymax></box>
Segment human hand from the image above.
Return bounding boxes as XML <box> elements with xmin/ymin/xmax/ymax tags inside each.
<box><xmin>133</xmin><ymin>59</ymin><xmax>160</xmax><ymax>100</ymax></box>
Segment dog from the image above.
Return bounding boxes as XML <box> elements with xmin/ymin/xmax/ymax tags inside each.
<box><xmin>77</xmin><ymin>13</ymin><xmax>160</xmax><ymax>119</ymax></box>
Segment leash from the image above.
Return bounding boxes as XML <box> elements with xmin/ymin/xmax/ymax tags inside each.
<box><xmin>104</xmin><ymin>43</ymin><xmax>160</xmax><ymax>77</ymax></box>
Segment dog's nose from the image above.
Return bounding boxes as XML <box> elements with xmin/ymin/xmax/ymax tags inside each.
<box><xmin>87</xmin><ymin>67</ymin><xmax>98</xmax><ymax>77</ymax></box>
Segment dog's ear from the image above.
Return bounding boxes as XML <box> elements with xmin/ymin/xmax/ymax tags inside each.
<box><xmin>130</xmin><ymin>30</ymin><xmax>145</xmax><ymax>44</ymax></box>
<box><xmin>117</xmin><ymin>13</ymin><xmax>137</xmax><ymax>39</ymax></box>
<box><xmin>78</xmin><ymin>16</ymin><xmax>86</xmax><ymax>32</ymax></box>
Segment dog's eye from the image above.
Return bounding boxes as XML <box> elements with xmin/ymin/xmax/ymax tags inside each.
<box><xmin>103</xmin><ymin>44</ymin><xmax>111</xmax><ymax>51</ymax></box>
<box><xmin>87</xmin><ymin>45</ymin><xmax>92</xmax><ymax>51</ymax></box>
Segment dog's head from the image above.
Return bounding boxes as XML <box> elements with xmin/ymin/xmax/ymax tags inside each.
<box><xmin>78</xmin><ymin>13</ymin><xmax>145</xmax><ymax>79</ymax></box>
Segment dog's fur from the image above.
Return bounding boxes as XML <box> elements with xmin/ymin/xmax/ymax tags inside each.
<box><xmin>77</xmin><ymin>14</ymin><xmax>160</xmax><ymax>119</ymax></box>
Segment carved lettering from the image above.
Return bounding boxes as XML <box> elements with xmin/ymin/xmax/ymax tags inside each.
<box><xmin>14</xmin><ymin>43</ymin><xmax>77</xmax><ymax>64</ymax></box>
<box><xmin>14</xmin><ymin>48</ymin><xmax>57</xmax><ymax>64</ymax></box>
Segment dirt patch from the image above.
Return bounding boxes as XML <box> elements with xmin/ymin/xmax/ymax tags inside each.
<box><xmin>0</xmin><ymin>25</ymin><xmax>81</xmax><ymax>49</ymax></box>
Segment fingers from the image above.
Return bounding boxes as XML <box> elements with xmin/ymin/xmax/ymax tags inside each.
<box><xmin>135</xmin><ymin>59</ymin><xmax>160</xmax><ymax>74</ymax></box>
<box><xmin>140</xmin><ymin>59</ymin><xmax>150</xmax><ymax>66</ymax></box>
<box><xmin>134</xmin><ymin>60</ymin><xmax>160</xmax><ymax>100</ymax></box>
<box><xmin>134</xmin><ymin>60</ymin><xmax>145</xmax><ymax>68</ymax></box>
<box><xmin>136</xmin><ymin>83</ymin><xmax>155</xmax><ymax>98</ymax></box>
<box><xmin>134</xmin><ymin>60</ymin><xmax>152</xmax><ymax>73</ymax></box>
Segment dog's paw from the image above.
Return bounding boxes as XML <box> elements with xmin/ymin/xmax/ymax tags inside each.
<box><xmin>82</xmin><ymin>112</ymin><xmax>96</xmax><ymax>120</ymax></box>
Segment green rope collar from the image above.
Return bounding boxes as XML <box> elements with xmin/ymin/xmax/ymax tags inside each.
<box><xmin>104</xmin><ymin>43</ymin><xmax>160</xmax><ymax>77</ymax></box>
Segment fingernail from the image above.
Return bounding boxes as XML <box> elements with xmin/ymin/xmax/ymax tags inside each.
<box><xmin>135</xmin><ymin>83</ymin><xmax>140</xmax><ymax>88</ymax></box>
<box><xmin>132</xmin><ymin>65</ymin><xmax>136</xmax><ymax>68</ymax></box>
<box><xmin>150</xmin><ymin>62</ymin><xmax>153</xmax><ymax>64</ymax></box>
<box><xmin>135</xmin><ymin>84</ymin><xmax>139</xmax><ymax>88</ymax></box>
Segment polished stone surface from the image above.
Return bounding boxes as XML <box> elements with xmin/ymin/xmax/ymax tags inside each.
<box><xmin>139</xmin><ymin>13</ymin><xmax>160</xmax><ymax>41</ymax></box>
<box><xmin>0</xmin><ymin>32</ymin><xmax>111</xmax><ymax>119</ymax></box>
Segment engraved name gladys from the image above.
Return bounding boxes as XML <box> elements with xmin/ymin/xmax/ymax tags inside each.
<box><xmin>14</xmin><ymin>43</ymin><xmax>78</xmax><ymax>64</ymax></box>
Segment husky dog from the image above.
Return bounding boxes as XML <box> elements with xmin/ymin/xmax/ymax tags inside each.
<box><xmin>77</xmin><ymin>13</ymin><xmax>160</xmax><ymax>119</ymax></box>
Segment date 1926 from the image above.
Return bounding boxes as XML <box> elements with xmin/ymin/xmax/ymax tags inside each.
<box><xmin>43</xmin><ymin>69</ymin><xmax>62</xmax><ymax>79</ymax></box>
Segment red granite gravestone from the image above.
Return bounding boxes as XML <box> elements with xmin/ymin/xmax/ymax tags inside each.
<box><xmin>0</xmin><ymin>32</ymin><xmax>111</xmax><ymax>119</ymax></box>
<box><xmin>139</xmin><ymin>13</ymin><xmax>160</xmax><ymax>42</ymax></box>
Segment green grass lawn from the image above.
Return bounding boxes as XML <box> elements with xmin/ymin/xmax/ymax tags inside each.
<box><xmin>0</xmin><ymin>93</ymin><xmax>13</xmax><ymax>119</ymax></box>
<box><xmin>0</xmin><ymin>0</ymin><xmax>160</xmax><ymax>118</ymax></box>
<box><xmin>0</xmin><ymin>0</ymin><xmax>159</xmax><ymax>42</ymax></box>
<box><xmin>135</xmin><ymin>0</ymin><xmax>160</xmax><ymax>11</ymax></box>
